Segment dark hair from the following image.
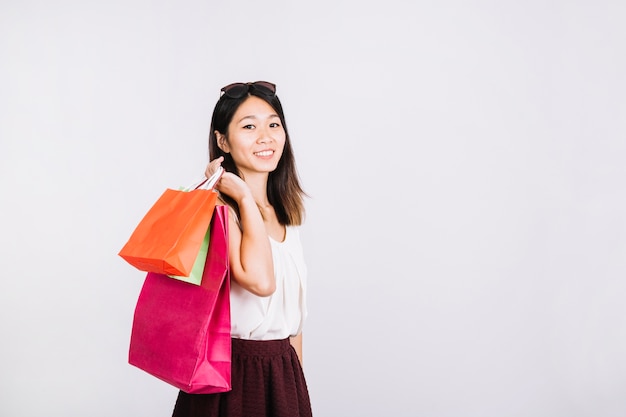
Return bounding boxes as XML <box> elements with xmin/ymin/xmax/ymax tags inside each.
<box><xmin>208</xmin><ymin>86</ymin><xmax>306</xmax><ymax>226</ymax></box>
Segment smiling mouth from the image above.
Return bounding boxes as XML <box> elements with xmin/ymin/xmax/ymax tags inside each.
<box><xmin>254</xmin><ymin>150</ymin><xmax>274</xmax><ymax>157</ymax></box>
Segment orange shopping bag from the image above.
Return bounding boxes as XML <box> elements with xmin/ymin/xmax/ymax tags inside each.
<box><xmin>118</xmin><ymin>168</ymin><xmax>223</xmax><ymax>276</ymax></box>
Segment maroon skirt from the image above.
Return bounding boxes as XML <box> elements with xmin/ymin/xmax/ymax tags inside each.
<box><xmin>172</xmin><ymin>338</ymin><xmax>312</xmax><ymax>417</ymax></box>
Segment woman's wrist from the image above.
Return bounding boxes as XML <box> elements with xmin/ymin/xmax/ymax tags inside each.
<box><xmin>237</xmin><ymin>193</ymin><xmax>257</xmax><ymax>209</ymax></box>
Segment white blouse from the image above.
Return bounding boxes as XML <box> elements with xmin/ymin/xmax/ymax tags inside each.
<box><xmin>229</xmin><ymin>226</ymin><xmax>308</xmax><ymax>340</ymax></box>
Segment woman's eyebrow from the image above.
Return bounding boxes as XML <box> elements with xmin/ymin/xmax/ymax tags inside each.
<box><xmin>236</xmin><ymin>114</ymin><xmax>280</xmax><ymax>123</ymax></box>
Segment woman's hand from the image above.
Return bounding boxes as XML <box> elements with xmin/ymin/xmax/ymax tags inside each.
<box><xmin>205</xmin><ymin>156</ymin><xmax>224</xmax><ymax>180</ymax></box>
<box><xmin>204</xmin><ymin>157</ymin><xmax>252</xmax><ymax>203</ymax></box>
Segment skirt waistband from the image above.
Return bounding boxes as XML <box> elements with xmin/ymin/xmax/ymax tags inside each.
<box><xmin>231</xmin><ymin>337</ymin><xmax>292</xmax><ymax>357</ymax></box>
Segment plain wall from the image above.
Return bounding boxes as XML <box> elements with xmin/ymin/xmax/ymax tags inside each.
<box><xmin>1</xmin><ymin>1</ymin><xmax>625</xmax><ymax>416</ymax></box>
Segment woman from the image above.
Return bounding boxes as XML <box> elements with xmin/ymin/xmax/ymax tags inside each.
<box><xmin>172</xmin><ymin>81</ymin><xmax>313</xmax><ymax>417</ymax></box>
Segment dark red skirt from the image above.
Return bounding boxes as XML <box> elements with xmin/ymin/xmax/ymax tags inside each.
<box><xmin>172</xmin><ymin>338</ymin><xmax>312</xmax><ymax>417</ymax></box>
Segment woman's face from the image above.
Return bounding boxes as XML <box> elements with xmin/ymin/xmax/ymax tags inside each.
<box><xmin>218</xmin><ymin>95</ymin><xmax>286</xmax><ymax>178</ymax></box>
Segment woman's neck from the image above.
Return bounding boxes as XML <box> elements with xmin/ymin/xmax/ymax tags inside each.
<box><xmin>241</xmin><ymin>171</ymin><xmax>270</xmax><ymax>207</ymax></box>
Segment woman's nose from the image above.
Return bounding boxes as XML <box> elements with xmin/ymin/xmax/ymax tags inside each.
<box><xmin>257</xmin><ymin>127</ymin><xmax>273</xmax><ymax>142</ymax></box>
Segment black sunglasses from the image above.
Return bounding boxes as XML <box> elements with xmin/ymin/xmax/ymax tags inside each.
<box><xmin>220</xmin><ymin>81</ymin><xmax>276</xmax><ymax>98</ymax></box>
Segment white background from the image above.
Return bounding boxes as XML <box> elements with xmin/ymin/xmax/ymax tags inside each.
<box><xmin>1</xmin><ymin>1</ymin><xmax>625</xmax><ymax>416</ymax></box>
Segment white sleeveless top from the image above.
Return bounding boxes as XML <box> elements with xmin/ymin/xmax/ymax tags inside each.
<box><xmin>229</xmin><ymin>226</ymin><xmax>308</xmax><ymax>340</ymax></box>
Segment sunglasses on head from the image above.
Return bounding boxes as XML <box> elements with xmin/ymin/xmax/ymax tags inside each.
<box><xmin>220</xmin><ymin>81</ymin><xmax>276</xmax><ymax>99</ymax></box>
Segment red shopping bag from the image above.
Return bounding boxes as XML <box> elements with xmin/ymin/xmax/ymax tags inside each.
<box><xmin>128</xmin><ymin>205</ymin><xmax>232</xmax><ymax>394</ymax></box>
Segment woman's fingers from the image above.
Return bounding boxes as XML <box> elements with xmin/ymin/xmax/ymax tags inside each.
<box><xmin>205</xmin><ymin>156</ymin><xmax>224</xmax><ymax>178</ymax></box>
<box><xmin>214</xmin><ymin>172</ymin><xmax>252</xmax><ymax>202</ymax></box>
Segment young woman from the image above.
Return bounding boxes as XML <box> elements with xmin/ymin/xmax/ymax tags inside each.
<box><xmin>172</xmin><ymin>81</ymin><xmax>312</xmax><ymax>417</ymax></box>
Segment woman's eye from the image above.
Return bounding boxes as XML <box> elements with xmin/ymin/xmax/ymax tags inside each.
<box><xmin>243</xmin><ymin>124</ymin><xmax>255</xmax><ymax>130</ymax></box>
<box><xmin>270</xmin><ymin>122</ymin><xmax>281</xmax><ymax>128</ymax></box>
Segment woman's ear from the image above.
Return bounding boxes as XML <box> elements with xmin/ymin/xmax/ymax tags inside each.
<box><xmin>215</xmin><ymin>131</ymin><xmax>230</xmax><ymax>153</ymax></box>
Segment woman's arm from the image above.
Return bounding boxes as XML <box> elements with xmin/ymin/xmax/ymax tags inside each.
<box><xmin>227</xmin><ymin>194</ymin><xmax>275</xmax><ymax>296</ymax></box>
<box><xmin>207</xmin><ymin>158</ymin><xmax>275</xmax><ymax>296</ymax></box>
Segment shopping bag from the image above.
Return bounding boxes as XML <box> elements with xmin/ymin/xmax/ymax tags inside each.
<box><xmin>128</xmin><ymin>205</ymin><xmax>231</xmax><ymax>394</ymax></box>
<box><xmin>167</xmin><ymin>225</ymin><xmax>210</xmax><ymax>285</ymax></box>
<box><xmin>118</xmin><ymin>168</ymin><xmax>223</xmax><ymax>277</ymax></box>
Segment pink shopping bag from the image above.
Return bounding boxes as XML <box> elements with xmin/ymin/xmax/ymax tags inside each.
<box><xmin>128</xmin><ymin>205</ymin><xmax>231</xmax><ymax>394</ymax></box>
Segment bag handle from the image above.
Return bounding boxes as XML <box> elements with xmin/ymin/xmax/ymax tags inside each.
<box><xmin>185</xmin><ymin>166</ymin><xmax>225</xmax><ymax>191</ymax></box>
